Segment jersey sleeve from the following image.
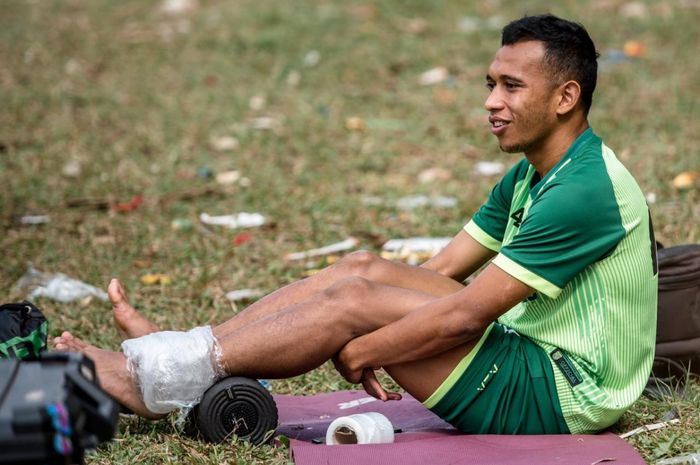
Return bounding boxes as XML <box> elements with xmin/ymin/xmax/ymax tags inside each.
<box><xmin>464</xmin><ymin>160</ymin><xmax>529</xmax><ymax>252</ymax></box>
<box><xmin>493</xmin><ymin>179</ymin><xmax>626</xmax><ymax>299</ymax></box>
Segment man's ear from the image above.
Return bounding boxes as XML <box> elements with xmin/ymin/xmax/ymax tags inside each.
<box><xmin>555</xmin><ymin>80</ymin><xmax>581</xmax><ymax>115</ymax></box>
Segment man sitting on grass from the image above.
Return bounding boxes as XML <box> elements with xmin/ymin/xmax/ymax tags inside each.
<box><xmin>55</xmin><ymin>14</ymin><xmax>657</xmax><ymax>435</ymax></box>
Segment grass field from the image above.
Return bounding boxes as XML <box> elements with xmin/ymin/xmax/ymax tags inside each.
<box><xmin>1</xmin><ymin>0</ymin><xmax>699</xmax><ymax>463</ymax></box>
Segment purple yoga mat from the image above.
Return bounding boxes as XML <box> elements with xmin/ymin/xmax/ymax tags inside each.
<box><xmin>274</xmin><ymin>390</ymin><xmax>647</xmax><ymax>465</ymax></box>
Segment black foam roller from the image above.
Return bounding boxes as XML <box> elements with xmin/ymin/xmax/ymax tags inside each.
<box><xmin>191</xmin><ymin>377</ymin><xmax>278</xmax><ymax>445</ymax></box>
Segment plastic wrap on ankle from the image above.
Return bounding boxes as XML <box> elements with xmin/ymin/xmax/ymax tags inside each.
<box><xmin>121</xmin><ymin>326</ymin><xmax>224</xmax><ymax>414</ymax></box>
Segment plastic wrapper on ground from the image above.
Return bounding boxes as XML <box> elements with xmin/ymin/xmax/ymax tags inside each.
<box><xmin>200</xmin><ymin>212</ymin><xmax>266</xmax><ymax>229</ymax></box>
<box><xmin>285</xmin><ymin>237</ymin><xmax>359</xmax><ymax>261</ymax></box>
<box><xmin>13</xmin><ymin>267</ymin><xmax>108</xmax><ymax>303</ymax></box>
<box><xmin>225</xmin><ymin>288</ymin><xmax>265</xmax><ymax>301</ymax></box>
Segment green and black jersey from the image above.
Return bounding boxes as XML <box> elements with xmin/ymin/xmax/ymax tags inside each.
<box><xmin>464</xmin><ymin>128</ymin><xmax>658</xmax><ymax>434</ymax></box>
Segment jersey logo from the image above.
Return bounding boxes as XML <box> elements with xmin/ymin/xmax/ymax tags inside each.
<box><xmin>510</xmin><ymin>208</ymin><xmax>525</xmax><ymax>227</ymax></box>
<box><xmin>550</xmin><ymin>349</ymin><xmax>583</xmax><ymax>387</ymax></box>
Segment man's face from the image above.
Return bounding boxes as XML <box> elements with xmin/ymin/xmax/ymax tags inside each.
<box><xmin>485</xmin><ymin>40</ymin><xmax>560</xmax><ymax>154</ymax></box>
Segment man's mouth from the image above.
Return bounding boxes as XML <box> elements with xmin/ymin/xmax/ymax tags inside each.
<box><xmin>489</xmin><ymin>117</ymin><xmax>510</xmax><ymax>135</ymax></box>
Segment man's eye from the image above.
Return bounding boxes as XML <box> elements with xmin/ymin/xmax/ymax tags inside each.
<box><xmin>505</xmin><ymin>82</ymin><xmax>519</xmax><ymax>89</ymax></box>
<box><xmin>485</xmin><ymin>82</ymin><xmax>495</xmax><ymax>91</ymax></box>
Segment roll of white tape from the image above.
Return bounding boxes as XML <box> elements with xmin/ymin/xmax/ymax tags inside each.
<box><xmin>325</xmin><ymin>412</ymin><xmax>395</xmax><ymax>445</ymax></box>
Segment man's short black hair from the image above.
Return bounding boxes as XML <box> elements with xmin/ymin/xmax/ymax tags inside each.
<box><xmin>501</xmin><ymin>14</ymin><xmax>599</xmax><ymax>115</ymax></box>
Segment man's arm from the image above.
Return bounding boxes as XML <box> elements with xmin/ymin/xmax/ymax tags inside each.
<box><xmin>421</xmin><ymin>230</ymin><xmax>497</xmax><ymax>282</ymax></box>
<box><xmin>337</xmin><ymin>263</ymin><xmax>532</xmax><ymax>381</ymax></box>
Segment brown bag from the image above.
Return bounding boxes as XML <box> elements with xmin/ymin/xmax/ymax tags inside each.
<box><xmin>645</xmin><ymin>243</ymin><xmax>700</xmax><ymax>400</ymax></box>
<box><xmin>653</xmin><ymin>243</ymin><xmax>700</xmax><ymax>377</ymax></box>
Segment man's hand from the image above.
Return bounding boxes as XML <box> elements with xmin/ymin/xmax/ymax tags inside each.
<box><xmin>359</xmin><ymin>368</ymin><xmax>402</xmax><ymax>402</ymax></box>
<box><xmin>332</xmin><ymin>351</ymin><xmax>363</xmax><ymax>384</ymax></box>
<box><xmin>333</xmin><ymin>350</ymin><xmax>401</xmax><ymax>401</ymax></box>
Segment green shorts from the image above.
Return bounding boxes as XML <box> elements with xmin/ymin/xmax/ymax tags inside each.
<box><xmin>423</xmin><ymin>323</ymin><xmax>570</xmax><ymax>434</ymax></box>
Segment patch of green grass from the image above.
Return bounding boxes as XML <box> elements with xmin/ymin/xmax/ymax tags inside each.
<box><xmin>2</xmin><ymin>0</ymin><xmax>699</xmax><ymax>463</ymax></box>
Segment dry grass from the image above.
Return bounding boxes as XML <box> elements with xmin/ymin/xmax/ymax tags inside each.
<box><xmin>1</xmin><ymin>0</ymin><xmax>699</xmax><ymax>463</ymax></box>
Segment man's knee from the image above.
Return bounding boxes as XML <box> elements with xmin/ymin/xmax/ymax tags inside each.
<box><xmin>320</xmin><ymin>276</ymin><xmax>378</xmax><ymax>334</ymax></box>
<box><xmin>322</xmin><ymin>275</ymin><xmax>374</xmax><ymax>307</ymax></box>
<box><xmin>337</xmin><ymin>250</ymin><xmax>383</xmax><ymax>277</ymax></box>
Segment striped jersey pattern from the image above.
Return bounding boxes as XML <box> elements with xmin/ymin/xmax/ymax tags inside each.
<box><xmin>464</xmin><ymin>128</ymin><xmax>658</xmax><ymax>433</ymax></box>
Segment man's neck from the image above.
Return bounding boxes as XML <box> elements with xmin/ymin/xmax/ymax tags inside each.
<box><xmin>526</xmin><ymin>120</ymin><xmax>590</xmax><ymax>177</ymax></box>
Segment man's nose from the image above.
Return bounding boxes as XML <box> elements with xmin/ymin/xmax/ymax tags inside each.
<box><xmin>484</xmin><ymin>87</ymin><xmax>504</xmax><ymax>112</ymax></box>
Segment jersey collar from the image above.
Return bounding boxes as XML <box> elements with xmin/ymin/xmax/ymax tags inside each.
<box><xmin>530</xmin><ymin>128</ymin><xmax>599</xmax><ymax>195</ymax></box>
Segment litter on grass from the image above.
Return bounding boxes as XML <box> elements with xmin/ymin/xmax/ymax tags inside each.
<box><xmin>418</xmin><ymin>167</ymin><xmax>453</xmax><ymax>184</ymax></box>
<box><xmin>62</xmin><ymin>159</ymin><xmax>82</xmax><ymax>178</ymax></box>
<box><xmin>418</xmin><ymin>67</ymin><xmax>448</xmax><ymax>86</ymax></box>
<box><xmin>140</xmin><ymin>274</ymin><xmax>172</xmax><ymax>285</ymax></box>
<box><xmin>215</xmin><ymin>170</ymin><xmax>241</xmax><ymax>185</ymax></box>
<box><xmin>303</xmin><ymin>50</ymin><xmax>321</xmax><ymax>67</ymax></box>
<box><xmin>619</xmin><ymin>1</ymin><xmax>649</xmax><ymax>18</ymax></box>
<box><xmin>232</xmin><ymin>232</ymin><xmax>252</xmax><ymax>246</ymax></box>
<box><xmin>111</xmin><ymin>195</ymin><xmax>144</xmax><ymax>213</ymax></box>
<box><xmin>225</xmin><ymin>289</ymin><xmax>265</xmax><ymax>301</ymax></box>
<box><xmin>345</xmin><ymin>116</ymin><xmax>366</xmax><ymax>132</ymax></box>
<box><xmin>618</xmin><ymin>418</ymin><xmax>680</xmax><ymax>439</ymax></box>
<box><xmin>14</xmin><ymin>267</ymin><xmax>108</xmax><ymax>303</ymax></box>
<box><xmin>362</xmin><ymin>195</ymin><xmax>457</xmax><ymax>210</ymax></box>
<box><xmin>599</xmin><ymin>43</ymin><xmax>647</xmax><ymax>71</ymax></box>
<box><xmin>300</xmin><ymin>255</ymin><xmax>342</xmax><ymax>272</ymax></box>
<box><xmin>211</xmin><ymin>136</ymin><xmax>239</xmax><ymax>151</ymax></box>
<box><xmin>656</xmin><ymin>452</ymin><xmax>700</xmax><ymax>465</ymax></box>
<box><xmin>285</xmin><ymin>237</ymin><xmax>359</xmax><ymax>261</ymax></box>
<box><xmin>160</xmin><ymin>0</ymin><xmax>197</xmax><ymax>15</ymax></box>
<box><xmin>474</xmin><ymin>161</ymin><xmax>505</xmax><ymax>176</ymax></box>
<box><xmin>623</xmin><ymin>40</ymin><xmax>646</xmax><ymax>58</ymax></box>
<box><xmin>672</xmin><ymin>171</ymin><xmax>698</xmax><ymax>190</ymax></box>
<box><xmin>171</xmin><ymin>218</ymin><xmax>194</xmax><ymax>231</ymax></box>
<box><xmin>200</xmin><ymin>212</ymin><xmax>266</xmax><ymax>229</ymax></box>
<box><xmin>18</xmin><ymin>215</ymin><xmax>50</xmax><ymax>225</ymax></box>
<box><xmin>197</xmin><ymin>167</ymin><xmax>213</xmax><ymax>179</ymax></box>
<box><xmin>250</xmin><ymin>116</ymin><xmax>282</xmax><ymax>130</ymax></box>
<box><xmin>381</xmin><ymin>237</ymin><xmax>451</xmax><ymax>265</ymax></box>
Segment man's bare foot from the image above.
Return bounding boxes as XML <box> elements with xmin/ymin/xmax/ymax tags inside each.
<box><xmin>108</xmin><ymin>278</ymin><xmax>159</xmax><ymax>340</ymax></box>
<box><xmin>53</xmin><ymin>331</ymin><xmax>164</xmax><ymax>420</ymax></box>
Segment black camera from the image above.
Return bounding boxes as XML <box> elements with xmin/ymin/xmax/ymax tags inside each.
<box><xmin>0</xmin><ymin>352</ymin><xmax>119</xmax><ymax>464</ymax></box>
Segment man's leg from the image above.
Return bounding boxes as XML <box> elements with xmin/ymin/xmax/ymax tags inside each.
<box><xmin>56</xmin><ymin>275</ymin><xmax>477</xmax><ymax>418</ymax></box>
<box><xmin>111</xmin><ymin>251</ymin><xmax>465</xmax><ymax>340</ymax></box>
<box><xmin>383</xmin><ymin>343</ymin><xmax>478</xmax><ymax>402</ymax></box>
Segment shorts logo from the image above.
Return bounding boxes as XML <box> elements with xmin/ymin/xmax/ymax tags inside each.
<box><xmin>503</xmin><ymin>327</ymin><xmax>520</xmax><ymax>336</ymax></box>
<box><xmin>477</xmin><ymin>363</ymin><xmax>499</xmax><ymax>392</ymax></box>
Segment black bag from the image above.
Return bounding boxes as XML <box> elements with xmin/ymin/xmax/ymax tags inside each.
<box><xmin>0</xmin><ymin>301</ymin><xmax>48</xmax><ymax>360</ymax></box>
<box><xmin>0</xmin><ymin>352</ymin><xmax>119</xmax><ymax>464</ymax></box>
<box><xmin>645</xmin><ymin>243</ymin><xmax>700</xmax><ymax>399</ymax></box>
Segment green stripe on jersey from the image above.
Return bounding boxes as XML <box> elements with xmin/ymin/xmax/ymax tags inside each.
<box><xmin>465</xmin><ymin>129</ymin><xmax>657</xmax><ymax>433</ymax></box>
